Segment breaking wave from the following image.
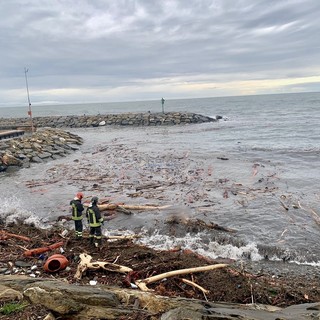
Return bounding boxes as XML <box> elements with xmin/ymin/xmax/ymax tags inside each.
<box><xmin>133</xmin><ymin>229</ymin><xmax>320</xmax><ymax>267</ymax></box>
<box><xmin>0</xmin><ymin>195</ymin><xmax>47</xmax><ymax>228</ymax></box>
<box><xmin>135</xmin><ymin>229</ymin><xmax>263</xmax><ymax>261</ymax></box>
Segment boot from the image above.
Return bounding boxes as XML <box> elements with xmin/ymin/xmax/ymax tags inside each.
<box><xmin>95</xmin><ymin>238</ymin><xmax>102</xmax><ymax>248</ymax></box>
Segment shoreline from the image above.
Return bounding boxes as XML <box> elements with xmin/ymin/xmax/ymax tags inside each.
<box><xmin>0</xmin><ymin>221</ymin><xmax>319</xmax><ymax>319</ymax></box>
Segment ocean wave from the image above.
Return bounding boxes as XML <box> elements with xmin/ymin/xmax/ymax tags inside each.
<box><xmin>0</xmin><ymin>196</ymin><xmax>47</xmax><ymax>228</ymax></box>
<box><xmin>133</xmin><ymin>229</ymin><xmax>320</xmax><ymax>266</ymax></box>
<box><xmin>135</xmin><ymin>229</ymin><xmax>263</xmax><ymax>261</ymax></box>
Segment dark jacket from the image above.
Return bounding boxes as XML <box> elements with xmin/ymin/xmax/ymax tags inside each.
<box><xmin>86</xmin><ymin>203</ymin><xmax>103</xmax><ymax>227</ymax></box>
<box><xmin>70</xmin><ymin>198</ymin><xmax>84</xmax><ymax>220</ymax></box>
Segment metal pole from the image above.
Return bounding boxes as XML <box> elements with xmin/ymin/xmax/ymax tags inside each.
<box><xmin>24</xmin><ymin>67</ymin><xmax>34</xmax><ymax>132</ymax></box>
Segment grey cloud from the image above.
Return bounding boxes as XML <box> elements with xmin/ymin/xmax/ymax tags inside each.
<box><xmin>0</xmin><ymin>0</ymin><xmax>319</xmax><ymax>105</ymax></box>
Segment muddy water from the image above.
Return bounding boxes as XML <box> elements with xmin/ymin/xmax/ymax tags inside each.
<box><xmin>1</xmin><ymin>122</ymin><xmax>320</xmax><ymax>274</ymax></box>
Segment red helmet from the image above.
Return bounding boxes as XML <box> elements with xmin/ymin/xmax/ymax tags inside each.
<box><xmin>76</xmin><ymin>192</ymin><xmax>84</xmax><ymax>200</ymax></box>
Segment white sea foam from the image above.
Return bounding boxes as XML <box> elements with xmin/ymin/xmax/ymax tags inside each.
<box><xmin>135</xmin><ymin>229</ymin><xmax>264</xmax><ymax>261</ymax></box>
<box><xmin>0</xmin><ymin>196</ymin><xmax>46</xmax><ymax>228</ymax></box>
<box><xmin>134</xmin><ymin>230</ymin><xmax>320</xmax><ymax>266</ymax></box>
<box><xmin>288</xmin><ymin>260</ymin><xmax>320</xmax><ymax>267</ymax></box>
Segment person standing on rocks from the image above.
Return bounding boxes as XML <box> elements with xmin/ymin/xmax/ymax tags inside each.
<box><xmin>70</xmin><ymin>192</ymin><xmax>85</xmax><ymax>240</ymax></box>
<box><xmin>86</xmin><ymin>196</ymin><xmax>104</xmax><ymax>247</ymax></box>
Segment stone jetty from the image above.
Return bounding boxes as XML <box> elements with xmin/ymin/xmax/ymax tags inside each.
<box><xmin>0</xmin><ymin>128</ymin><xmax>83</xmax><ymax>171</ymax></box>
<box><xmin>0</xmin><ymin>112</ymin><xmax>215</xmax><ymax>128</ymax></box>
<box><xmin>0</xmin><ymin>112</ymin><xmax>215</xmax><ymax>171</ymax></box>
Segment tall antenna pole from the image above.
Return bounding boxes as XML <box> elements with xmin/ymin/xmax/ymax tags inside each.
<box><xmin>24</xmin><ymin>67</ymin><xmax>34</xmax><ymax>132</ymax></box>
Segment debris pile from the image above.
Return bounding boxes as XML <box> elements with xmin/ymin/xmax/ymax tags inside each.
<box><xmin>0</xmin><ymin>222</ymin><xmax>319</xmax><ymax>320</ymax></box>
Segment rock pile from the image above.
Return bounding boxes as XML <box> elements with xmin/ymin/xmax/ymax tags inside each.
<box><xmin>0</xmin><ymin>128</ymin><xmax>83</xmax><ymax>170</ymax></box>
<box><xmin>0</xmin><ymin>112</ymin><xmax>215</xmax><ymax>128</ymax></box>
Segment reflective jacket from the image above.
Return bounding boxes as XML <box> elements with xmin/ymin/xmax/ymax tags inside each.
<box><xmin>86</xmin><ymin>203</ymin><xmax>103</xmax><ymax>227</ymax></box>
<box><xmin>70</xmin><ymin>198</ymin><xmax>84</xmax><ymax>221</ymax></box>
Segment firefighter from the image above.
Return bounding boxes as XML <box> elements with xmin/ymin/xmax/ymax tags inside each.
<box><xmin>70</xmin><ymin>192</ymin><xmax>84</xmax><ymax>239</ymax></box>
<box><xmin>86</xmin><ymin>196</ymin><xmax>104</xmax><ymax>247</ymax></box>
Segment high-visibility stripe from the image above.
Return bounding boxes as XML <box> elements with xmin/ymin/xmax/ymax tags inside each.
<box><xmin>71</xmin><ymin>203</ymin><xmax>83</xmax><ymax>220</ymax></box>
<box><xmin>87</xmin><ymin>208</ymin><xmax>101</xmax><ymax>227</ymax></box>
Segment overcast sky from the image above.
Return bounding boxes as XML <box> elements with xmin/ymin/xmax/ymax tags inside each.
<box><xmin>1</xmin><ymin>0</ymin><xmax>320</xmax><ymax>107</ymax></box>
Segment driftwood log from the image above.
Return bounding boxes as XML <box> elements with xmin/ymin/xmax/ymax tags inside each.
<box><xmin>181</xmin><ymin>278</ymin><xmax>210</xmax><ymax>295</ymax></box>
<box><xmin>166</xmin><ymin>217</ymin><xmax>237</xmax><ymax>233</ymax></box>
<box><xmin>83</xmin><ymin>202</ymin><xmax>171</xmax><ymax>211</ymax></box>
<box><xmin>106</xmin><ymin>234</ymin><xmax>141</xmax><ymax>240</ymax></box>
<box><xmin>74</xmin><ymin>253</ymin><xmax>133</xmax><ymax>280</ymax></box>
<box><xmin>0</xmin><ymin>230</ymin><xmax>31</xmax><ymax>242</ymax></box>
<box><xmin>97</xmin><ymin>203</ymin><xmax>171</xmax><ymax>211</ymax></box>
<box><xmin>135</xmin><ymin>264</ymin><xmax>228</xmax><ymax>291</ymax></box>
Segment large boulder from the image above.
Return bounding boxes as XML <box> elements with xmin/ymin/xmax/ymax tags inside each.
<box><xmin>2</xmin><ymin>153</ymin><xmax>22</xmax><ymax>166</ymax></box>
<box><xmin>1</xmin><ymin>276</ymin><xmax>319</xmax><ymax>320</ymax></box>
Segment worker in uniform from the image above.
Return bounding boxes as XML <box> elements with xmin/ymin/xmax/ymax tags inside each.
<box><xmin>70</xmin><ymin>192</ymin><xmax>84</xmax><ymax>240</ymax></box>
<box><xmin>86</xmin><ymin>196</ymin><xmax>104</xmax><ymax>247</ymax></box>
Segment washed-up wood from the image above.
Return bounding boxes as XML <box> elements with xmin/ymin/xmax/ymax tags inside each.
<box><xmin>24</xmin><ymin>241</ymin><xmax>64</xmax><ymax>257</ymax></box>
<box><xmin>181</xmin><ymin>278</ymin><xmax>210</xmax><ymax>294</ymax></box>
<box><xmin>298</xmin><ymin>201</ymin><xmax>320</xmax><ymax>226</ymax></box>
<box><xmin>136</xmin><ymin>182</ymin><xmax>174</xmax><ymax>191</ymax></box>
<box><xmin>74</xmin><ymin>253</ymin><xmax>133</xmax><ymax>280</ymax></box>
<box><xmin>114</xmin><ymin>206</ymin><xmax>133</xmax><ymax>215</ymax></box>
<box><xmin>91</xmin><ymin>203</ymin><xmax>171</xmax><ymax>211</ymax></box>
<box><xmin>0</xmin><ymin>230</ymin><xmax>31</xmax><ymax>242</ymax></box>
<box><xmin>120</xmin><ymin>204</ymin><xmax>171</xmax><ymax>210</ymax></box>
<box><xmin>135</xmin><ymin>264</ymin><xmax>228</xmax><ymax>291</ymax></box>
<box><xmin>252</xmin><ymin>163</ymin><xmax>260</xmax><ymax>176</ymax></box>
<box><xmin>106</xmin><ymin>234</ymin><xmax>141</xmax><ymax>240</ymax></box>
<box><xmin>309</xmin><ymin>208</ymin><xmax>320</xmax><ymax>226</ymax></box>
<box><xmin>25</xmin><ymin>179</ymin><xmax>59</xmax><ymax>188</ymax></box>
<box><xmin>57</xmin><ymin>215</ymin><xmax>72</xmax><ymax>221</ymax></box>
<box><xmin>191</xmin><ymin>219</ymin><xmax>237</xmax><ymax>233</ymax></box>
<box><xmin>166</xmin><ymin>217</ymin><xmax>237</xmax><ymax>233</ymax></box>
<box><xmin>83</xmin><ymin>202</ymin><xmax>119</xmax><ymax>210</ymax></box>
<box><xmin>279</xmin><ymin>199</ymin><xmax>289</xmax><ymax>211</ymax></box>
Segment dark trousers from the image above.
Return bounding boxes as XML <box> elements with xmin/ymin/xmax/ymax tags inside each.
<box><xmin>89</xmin><ymin>226</ymin><xmax>102</xmax><ymax>245</ymax></box>
<box><xmin>74</xmin><ymin>220</ymin><xmax>83</xmax><ymax>238</ymax></box>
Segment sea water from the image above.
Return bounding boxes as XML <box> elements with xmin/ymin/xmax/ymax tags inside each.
<box><xmin>1</xmin><ymin>92</ymin><xmax>320</xmax><ymax>270</ymax></box>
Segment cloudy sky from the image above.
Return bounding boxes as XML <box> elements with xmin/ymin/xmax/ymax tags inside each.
<box><xmin>1</xmin><ymin>0</ymin><xmax>320</xmax><ymax>107</ymax></box>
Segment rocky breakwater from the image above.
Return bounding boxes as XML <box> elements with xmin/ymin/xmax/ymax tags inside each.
<box><xmin>0</xmin><ymin>128</ymin><xmax>83</xmax><ymax>171</ymax></box>
<box><xmin>0</xmin><ymin>112</ymin><xmax>216</xmax><ymax>129</ymax></box>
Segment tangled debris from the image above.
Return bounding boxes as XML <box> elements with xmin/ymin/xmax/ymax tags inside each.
<box><xmin>0</xmin><ymin>221</ymin><xmax>319</xmax><ymax>312</ymax></box>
